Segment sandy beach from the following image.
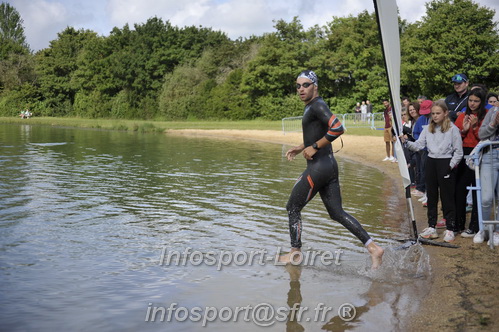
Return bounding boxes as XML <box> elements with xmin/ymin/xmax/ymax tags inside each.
<box><xmin>167</xmin><ymin>129</ymin><xmax>499</xmax><ymax>331</ymax></box>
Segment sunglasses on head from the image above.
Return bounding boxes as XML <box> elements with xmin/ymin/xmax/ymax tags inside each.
<box><xmin>296</xmin><ymin>82</ymin><xmax>314</xmax><ymax>89</ymax></box>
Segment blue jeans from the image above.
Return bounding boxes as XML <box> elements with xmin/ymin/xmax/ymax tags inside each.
<box><xmin>479</xmin><ymin>149</ymin><xmax>499</xmax><ymax>231</ymax></box>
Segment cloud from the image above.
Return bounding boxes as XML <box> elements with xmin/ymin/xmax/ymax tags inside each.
<box><xmin>8</xmin><ymin>0</ymin><xmax>499</xmax><ymax>51</ymax></box>
<box><xmin>10</xmin><ymin>0</ymin><xmax>68</xmax><ymax>51</ymax></box>
<box><xmin>107</xmin><ymin>0</ymin><xmax>209</xmax><ymax>28</ymax></box>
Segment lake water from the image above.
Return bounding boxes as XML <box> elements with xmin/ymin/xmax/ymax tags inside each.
<box><xmin>0</xmin><ymin>123</ymin><xmax>430</xmax><ymax>331</ymax></box>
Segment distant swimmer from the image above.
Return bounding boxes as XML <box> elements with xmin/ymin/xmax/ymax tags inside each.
<box><xmin>278</xmin><ymin>70</ymin><xmax>384</xmax><ymax>269</ymax></box>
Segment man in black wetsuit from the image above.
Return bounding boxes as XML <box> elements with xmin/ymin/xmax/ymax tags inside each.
<box><xmin>278</xmin><ymin>70</ymin><xmax>384</xmax><ymax>269</ymax></box>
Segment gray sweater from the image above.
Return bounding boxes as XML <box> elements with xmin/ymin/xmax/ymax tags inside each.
<box><xmin>407</xmin><ymin>123</ymin><xmax>463</xmax><ymax>169</ymax></box>
<box><xmin>478</xmin><ymin>106</ymin><xmax>499</xmax><ymax>141</ymax></box>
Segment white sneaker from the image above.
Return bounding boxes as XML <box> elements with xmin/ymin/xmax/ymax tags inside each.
<box><xmin>391</xmin><ymin>158</ymin><xmax>398</xmax><ymax>163</ymax></box>
<box><xmin>487</xmin><ymin>232</ymin><xmax>499</xmax><ymax>246</ymax></box>
<box><xmin>473</xmin><ymin>230</ymin><xmax>486</xmax><ymax>244</ymax></box>
<box><xmin>420</xmin><ymin>227</ymin><xmax>438</xmax><ymax>239</ymax></box>
<box><xmin>443</xmin><ymin>230</ymin><xmax>455</xmax><ymax>242</ymax></box>
<box><xmin>420</xmin><ymin>196</ymin><xmax>428</xmax><ymax>205</ymax></box>
<box><xmin>418</xmin><ymin>194</ymin><xmax>427</xmax><ymax>202</ymax></box>
<box><xmin>412</xmin><ymin>190</ymin><xmax>425</xmax><ymax>197</ymax></box>
<box><xmin>382</xmin><ymin>157</ymin><xmax>390</xmax><ymax>161</ymax></box>
<box><xmin>388</xmin><ymin>156</ymin><xmax>395</xmax><ymax>161</ymax></box>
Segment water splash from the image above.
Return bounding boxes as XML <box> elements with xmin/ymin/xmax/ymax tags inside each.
<box><xmin>361</xmin><ymin>242</ymin><xmax>432</xmax><ymax>282</ymax></box>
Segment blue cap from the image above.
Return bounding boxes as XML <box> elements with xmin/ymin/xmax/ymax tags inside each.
<box><xmin>451</xmin><ymin>73</ymin><xmax>468</xmax><ymax>83</ymax></box>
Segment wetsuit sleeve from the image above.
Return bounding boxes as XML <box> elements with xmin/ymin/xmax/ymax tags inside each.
<box><xmin>313</xmin><ymin>102</ymin><xmax>344</xmax><ymax>142</ymax></box>
<box><xmin>325</xmin><ymin>113</ymin><xmax>345</xmax><ymax>142</ymax></box>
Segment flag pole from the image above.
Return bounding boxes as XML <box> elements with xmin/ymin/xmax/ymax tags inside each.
<box><xmin>372</xmin><ymin>0</ymin><xmax>458</xmax><ymax>248</ymax></box>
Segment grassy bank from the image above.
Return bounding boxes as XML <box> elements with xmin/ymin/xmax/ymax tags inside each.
<box><xmin>0</xmin><ymin>116</ymin><xmax>382</xmax><ymax>136</ymax></box>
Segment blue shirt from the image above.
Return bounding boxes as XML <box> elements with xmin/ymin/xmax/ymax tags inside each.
<box><xmin>413</xmin><ymin>115</ymin><xmax>430</xmax><ymax>140</ymax></box>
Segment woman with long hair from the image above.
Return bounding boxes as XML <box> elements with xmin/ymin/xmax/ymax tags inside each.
<box><xmin>455</xmin><ymin>88</ymin><xmax>488</xmax><ymax>238</ymax></box>
<box><xmin>406</xmin><ymin>102</ymin><xmax>420</xmax><ymax>188</ymax></box>
<box><xmin>405</xmin><ymin>100</ymin><xmax>463</xmax><ymax>242</ymax></box>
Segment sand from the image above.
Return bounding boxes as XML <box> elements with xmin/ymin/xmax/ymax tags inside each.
<box><xmin>166</xmin><ymin>129</ymin><xmax>499</xmax><ymax>331</ymax></box>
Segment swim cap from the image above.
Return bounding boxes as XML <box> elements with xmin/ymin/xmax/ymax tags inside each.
<box><xmin>297</xmin><ymin>70</ymin><xmax>318</xmax><ymax>86</ymax></box>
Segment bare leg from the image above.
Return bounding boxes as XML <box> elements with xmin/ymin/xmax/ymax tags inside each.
<box><xmin>277</xmin><ymin>247</ymin><xmax>302</xmax><ymax>264</ymax></box>
<box><xmin>366</xmin><ymin>242</ymin><xmax>384</xmax><ymax>269</ymax></box>
<box><xmin>385</xmin><ymin>142</ymin><xmax>391</xmax><ymax>158</ymax></box>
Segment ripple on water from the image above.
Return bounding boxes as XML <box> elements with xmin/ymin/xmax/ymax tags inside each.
<box><xmin>0</xmin><ymin>125</ymin><xmax>421</xmax><ymax>331</ymax></box>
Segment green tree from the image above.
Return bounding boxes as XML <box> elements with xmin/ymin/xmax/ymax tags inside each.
<box><xmin>401</xmin><ymin>0</ymin><xmax>498</xmax><ymax>98</ymax></box>
<box><xmin>0</xmin><ymin>2</ymin><xmax>36</xmax><ymax>116</ymax></box>
<box><xmin>35</xmin><ymin>27</ymin><xmax>98</xmax><ymax>116</ymax></box>
<box><xmin>309</xmin><ymin>11</ymin><xmax>388</xmax><ymax>114</ymax></box>
<box><xmin>0</xmin><ymin>2</ymin><xmax>29</xmax><ymax>58</ymax></box>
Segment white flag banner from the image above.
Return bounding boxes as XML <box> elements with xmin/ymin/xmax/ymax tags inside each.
<box><xmin>374</xmin><ymin>0</ymin><xmax>412</xmax><ymax>189</ymax></box>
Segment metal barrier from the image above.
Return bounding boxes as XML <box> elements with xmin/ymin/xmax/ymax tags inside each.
<box><xmin>340</xmin><ymin>113</ymin><xmax>377</xmax><ymax>130</ymax></box>
<box><xmin>282</xmin><ymin>116</ymin><xmax>303</xmax><ymax>135</ymax></box>
<box><xmin>282</xmin><ymin>112</ymin><xmax>385</xmax><ymax>135</ymax></box>
<box><xmin>468</xmin><ymin>140</ymin><xmax>499</xmax><ymax>248</ymax></box>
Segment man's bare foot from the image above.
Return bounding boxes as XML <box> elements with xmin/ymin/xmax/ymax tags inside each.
<box><xmin>277</xmin><ymin>248</ymin><xmax>302</xmax><ymax>264</ymax></box>
<box><xmin>366</xmin><ymin>242</ymin><xmax>384</xmax><ymax>269</ymax></box>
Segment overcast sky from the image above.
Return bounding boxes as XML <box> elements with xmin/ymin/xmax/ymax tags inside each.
<box><xmin>7</xmin><ymin>0</ymin><xmax>499</xmax><ymax>52</ymax></box>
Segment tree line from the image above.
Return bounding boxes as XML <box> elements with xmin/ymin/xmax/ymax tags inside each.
<box><xmin>0</xmin><ymin>0</ymin><xmax>497</xmax><ymax>120</ymax></box>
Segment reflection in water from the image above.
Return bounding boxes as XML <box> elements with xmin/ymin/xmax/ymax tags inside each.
<box><xmin>285</xmin><ymin>265</ymin><xmax>304</xmax><ymax>332</ymax></box>
<box><xmin>0</xmin><ymin>124</ymin><xmax>429</xmax><ymax>331</ymax></box>
<box><xmin>283</xmin><ymin>244</ymin><xmax>431</xmax><ymax>332</ymax></box>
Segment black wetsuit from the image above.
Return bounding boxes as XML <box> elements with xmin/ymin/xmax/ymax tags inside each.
<box><xmin>286</xmin><ymin>97</ymin><xmax>371</xmax><ymax>248</ymax></box>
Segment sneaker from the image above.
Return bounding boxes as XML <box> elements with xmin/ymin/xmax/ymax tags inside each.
<box><xmin>412</xmin><ymin>190</ymin><xmax>425</xmax><ymax>197</ymax></box>
<box><xmin>420</xmin><ymin>227</ymin><xmax>438</xmax><ymax>239</ymax></box>
<box><xmin>391</xmin><ymin>158</ymin><xmax>398</xmax><ymax>163</ymax></box>
<box><xmin>382</xmin><ymin>157</ymin><xmax>390</xmax><ymax>161</ymax></box>
<box><xmin>388</xmin><ymin>156</ymin><xmax>395</xmax><ymax>161</ymax></box>
<box><xmin>473</xmin><ymin>230</ymin><xmax>486</xmax><ymax>244</ymax></box>
<box><xmin>487</xmin><ymin>232</ymin><xmax>499</xmax><ymax>246</ymax></box>
<box><xmin>461</xmin><ymin>229</ymin><xmax>476</xmax><ymax>238</ymax></box>
<box><xmin>443</xmin><ymin>230</ymin><xmax>455</xmax><ymax>242</ymax></box>
<box><xmin>418</xmin><ymin>194</ymin><xmax>427</xmax><ymax>202</ymax></box>
<box><xmin>422</xmin><ymin>202</ymin><xmax>428</xmax><ymax>207</ymax></box>
<box><xmin>436</xmin><ymin>219</ymin><xmax>446</xmax><ymax>229</ymax></box>
<box><xmin>420</xmin><ymin>197</ymin><xmax>428</xmax><ymax>205</ymax></box>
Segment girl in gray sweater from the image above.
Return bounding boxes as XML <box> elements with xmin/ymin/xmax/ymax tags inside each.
<box><xmin>405</xmin><ymin>100</ymin><xmax>463</xmax><ymax>242</ymax></box>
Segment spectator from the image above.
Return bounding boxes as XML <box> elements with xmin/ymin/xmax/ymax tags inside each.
<box><xmin>476</xmin><ymin>105</ymin><xmax>499</xmax><ymax>245</ymax></box>
<box><xmin>417</xmin><ymin>95</ymin><xmax>427</xmax><ymax>104</ymax></box>
<box><xmin>406</xmin><ymin>102</ymin><xmax>421</xmax><ymax>188</ymax></box>
<box><xmin>354</xmin><ymin>102</ymin><xmax>361</xmax><ymax>123</ymax></box>
<box><xmin>455</xmin><ymin>88</ymin><xmax>488</xmax><ymax>238</ymax></box>
<box><xmin>412</xmin><ymin>100</ymin><xmax>433</xmax><ymax>203</ymax></box>
<box><xmin>401</xmin><ymin>109</ymin><xmax>415</xmax><ymax>185</ymax></box>
<box><xmin>405</xmin><ymin>100</ymin><xmax>463</xmax><ymax>242</ymax></box>
<box><xmin>361</xmin><ymin>101</ymin><xmax>367</xmax><ymax>122</ymax></box>
<box><xmin>445</xmin><ymin>73</ymin><xmax>469</xmax><ymax>122</ymax></box>
<box><xmin>382</xmin><ymin>99</ymin><xmax>395</xmax><ymax>162</ymax></box>
<box><xmin>366</xmin><ymin>100</ymin><xmax>373</xmax><ymax>121</ymax></box>
<box><xmin>402</xmin><ymin>96</ymin><xmax>411</xmax><ymax>110</ymax></box>
<box><xmin>487</xmin><ymin>92</ymin><xmax>498</xmax><ymax>108</ymax></box>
